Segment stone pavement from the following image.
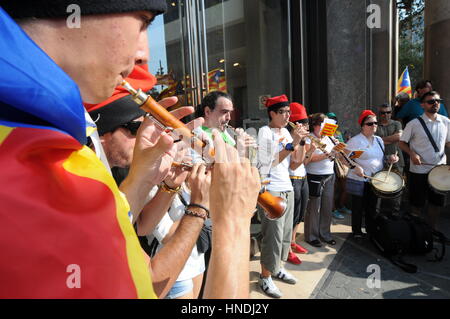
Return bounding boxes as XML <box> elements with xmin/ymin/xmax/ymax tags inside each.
<box><xmin>249</xmin><ymin>208</ymin><xmax>450</xmax><ymax>299</ymax></box>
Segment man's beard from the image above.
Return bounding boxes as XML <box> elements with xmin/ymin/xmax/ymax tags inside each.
<box><xmin>428</xmin><ymin>106</ymin><xmax>439</xmax><ymax>114</ymax></box>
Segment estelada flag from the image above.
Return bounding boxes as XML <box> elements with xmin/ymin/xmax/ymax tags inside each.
<box><xmin>208</xmin><ymin>68</ymin><xmax>227</xmax><ymax>92</ymax></box>
<box><xmin>396</xmin><ymin>67</ymin><xmax>412</xmax><ymax>98</ymax></box>
<box><xmin>0</xmin><ymin>8</ymin><xmax>155</xmax><ymax>298</ymax></box>
<box><xmin>349</xmin><ymin>150</ymin><xmax>364</xmax><ymax>159</ymax></box>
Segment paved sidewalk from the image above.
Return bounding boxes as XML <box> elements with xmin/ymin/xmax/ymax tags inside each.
<box><xmin>250</xmin><ymin>209</ymin><xmax>450</xmax><ymax>299</ymax></box>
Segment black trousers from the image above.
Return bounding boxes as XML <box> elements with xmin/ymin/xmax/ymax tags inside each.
<box><xmin>351</xmin><ymin>182</ymin><xmax>378</xmax><ymax>235</ymax></box>
<box><xmin>291</xmin><ymin>177</ymin><xmax>309</xmax><ymax>226</ymax></box>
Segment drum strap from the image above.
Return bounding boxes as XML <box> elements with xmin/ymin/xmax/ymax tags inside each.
<box><xmin>417</xmin><ymin>117</ymin><xmax>444</xmax><ymax>159</ymax></box>
<box><xmin>375</xmin><ymin>138</ymin><xmax>385</xmax><ymax>155</ymax></box>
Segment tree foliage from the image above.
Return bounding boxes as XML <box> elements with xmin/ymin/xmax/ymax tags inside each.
<box><xmin>397</xmin><ymin>0</ymin><xmax>424</xmax><ymax>86</ymax></box>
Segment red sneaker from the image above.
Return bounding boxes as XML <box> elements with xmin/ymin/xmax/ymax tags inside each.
<box><xmin>291</xmin><ymin>243</ymin><xmax>308</xmax><ymax>254</ymax></box>
<box><xmin>287</xmin><ymin>251</ymin><xmax>302</xmax><ymax>265</ymax></box>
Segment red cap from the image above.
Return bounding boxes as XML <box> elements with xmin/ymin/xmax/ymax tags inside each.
<box><xmin>358</xmin><ymin>110</ymin><xmax>376</xmax><ymax>125</ymax></box>
<box><xmin>265</xmin><ymin>95</ymin><xmax>289</xmax><ymax>108</ymax></box>
<box><xmin>84</xmin><ymin>64</ymin><xmax>157</xmax><ymax>112</ymax></box>
<box><xmin>289</xmin><ymin>102</ymin><xmax>308</xmax><ymax>122</ymax></box>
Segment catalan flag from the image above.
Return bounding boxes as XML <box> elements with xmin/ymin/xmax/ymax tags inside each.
<box><xmin>396</xmin><ymin>67</ymin><xmax>412</xmax><ymax>98</ymax></box>
<box><xmin>0</xmin><ymin>8</ymin><xmax>154</xmax><ymax>298</ymax></box>
<box><xmin>208</xmin><ymin>68</ymin><xmax>227</xmax><ymax>92</ymax></box>
<box><xmin>320</xmin><ymin>122</ymin><xmax>339</xmax><ymax>137</ymax></box>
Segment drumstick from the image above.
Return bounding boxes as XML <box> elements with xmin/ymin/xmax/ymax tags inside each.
<box><xmin>363</xmin><ymin>174</ymin><xmax>386</xmax><ymax>183</ymax></box>
<box><xmin>385</xmin><ymin>151</ymin><xmax>398</xmax><ymax>182</ymax></box>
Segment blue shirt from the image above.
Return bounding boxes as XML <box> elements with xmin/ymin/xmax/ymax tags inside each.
<box><xmin>397</xmin><ymin>98</ymin><xmax>448</xmax><ymax>125</ymax></box>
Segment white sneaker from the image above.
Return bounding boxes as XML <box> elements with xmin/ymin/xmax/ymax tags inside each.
<box><xmin>259</xmin><ymin>276</ymin><xmax>282</xmax><ymax>298</ymax></box>
<box><xmin>274</xmin><ymin>267</ymin><xmax>297</xmax><ymax>284</ymax></box>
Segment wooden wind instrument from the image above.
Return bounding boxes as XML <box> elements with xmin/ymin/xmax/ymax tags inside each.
<box><xmin>121</xmin><ymin>80</ymin><xmax>206</xmax><ymax>151</ymax></box>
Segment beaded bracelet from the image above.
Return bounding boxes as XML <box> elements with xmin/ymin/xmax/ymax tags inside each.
<box><xmin>187</xmin><ymin>204</ymin><xmax>210</xmax><ymax>218</ymax></box>
<box><xmin>185</xmin><ymin>208</ymin><xmax>208</xmax><ymax>220</ymax></box>
<box><xmin>159</xmin><ymin>181</ymin><xmax>181</xmax><ymax>194</ymax></box>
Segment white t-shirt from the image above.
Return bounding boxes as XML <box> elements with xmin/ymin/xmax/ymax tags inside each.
<box><xmin>346</xmin><ymin>133</ymin><xmax>385</xmax><ymax>182</ymax></box>
<box><xmin>305</xmin><ymin>135</ymin><xmax>335</xmax><ymax>175</ymax></box>
<box><xmin>289</xmin><ymin>163</ymin><xmax>307</xmax><ymax>177</ymax></box>
<box><xmin>146</xmin><ymin>186</ymin><xmax>205</xmax><ymax>282</ymax></box>
<box><xmin>400</xmin><ymin>113</ymin><xmax>450</xmax><ymax>174</ymax></box>
<box><xmin>257</xmin><ymin>126</ymin><xmax>293</xmax><ymax>192</ymax></box>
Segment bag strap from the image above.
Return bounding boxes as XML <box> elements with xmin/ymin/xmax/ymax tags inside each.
<box><xmin>417</xmin><ymin>117</ymin><xmax>441</xmax><ymax>154</ymax></box>
<box><xmin>375</xmin><ymin>138</ymin><xmax>385</xmax><ymax>156</ymax></box>
<box><xmin>430</xmin><ymin>230</ymin><xmax>446</xmax><ymax>262</ymax></box>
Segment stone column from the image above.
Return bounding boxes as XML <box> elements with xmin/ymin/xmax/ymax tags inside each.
<box><xmin>326</xmin><ymin>0</ymin><xmax>369</xmax><ymax>136</ymax></box>
<box><xmin>424</xmin><ymin>0</ymin><xmax>450</xmax><ymax>115</ymax></box>
<box><xmin>371</xmin><ymin>0</ymin><xmax>394</xmax><ymax>107</ymax></box>
<box><xmin>326</xmin><ymin>0</ymin><xmax>394</xmax><ymax>136</ymax></box>
<box><xmin>425</xmin><ymin>0</ymin><xmax>450</xmax><ymax>164</ymax></box>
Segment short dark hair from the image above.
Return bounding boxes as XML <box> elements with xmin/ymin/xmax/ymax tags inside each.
<box><xmin>415</xmin><ymin>80</ymin><xmax>432</xmax><ymax>92</ymax></box>
<box><xmin>420</xmin><ymin>91</ymin><xmax>440</xmax><ymax>103</ymax></box>
<box><xmin>395</xmin><ymin>92</ymin><xmax>410</xmax><ymax>103</ymax></box>
<box><xmin>308</xmin><ymin>113</ymin><xmax>326</xmax><ymax>128</ymax></box>
<box><xmin>198</xmin><ymin>91</ymin><xmax>232</xmax><ymax>117</ymax></box>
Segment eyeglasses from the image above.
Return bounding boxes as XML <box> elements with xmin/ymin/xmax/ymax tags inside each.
<box><xmin>425</xmin><ymin>99</ymin><xmax>444</xmax><ymax>105</ymax></box>
<box><xmin>380</xmin><ymin>111</ymin><xmax>392</xmax><ymax>115</ymax></box>
<box><xmin>364</xmin><ymin>122</ymin><xmax>378</xmax><ymax>126</ymax></box>
<box><xmin>277</xmin><ymin>109</ymin><xmax>291</xmax><ymax>115</ymax></box>
<box><xmin>120</xmin><ymin>121</ymin><xmax>142</xmax><ymax>136</ymax></box>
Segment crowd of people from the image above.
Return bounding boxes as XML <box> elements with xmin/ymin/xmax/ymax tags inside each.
<box><xmin>0</xmin><ymin>1</ymin><xmax>449</xmax><ymax>299</ymax></box>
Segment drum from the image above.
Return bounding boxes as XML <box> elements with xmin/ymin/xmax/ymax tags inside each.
<box><xmin>370</xmin><ymin>170</ymin><xmax>405</xmax><ymax>199</ymax></box>
<box><xmin>428</xmin><ymin>165</ymin><xmax>450</xmax><ymax>206</ymax></box>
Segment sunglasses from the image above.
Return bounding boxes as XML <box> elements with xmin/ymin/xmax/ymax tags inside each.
<box><xmin>277</xmin><ymin>109</ymin><xmax>291</xmax><ymax>115</ymax></box>
<box><xmin>380</xmin><ymin>111</ymin><xmax>392</xmax><ymax>115</ymax></box>
<box><xmin>364</xmin><ymin>122</ymin><xmax>378</xmax><ymax>126</ymax></box>
<box><xmin>120</xmin><ymin>121</ymin><xmax>142</xmax><ymax>136</ymax></box>
<box><xmin>425</xmin><ymin>99</ymin><xmax>444</xmax><ymax>105</ymax></box>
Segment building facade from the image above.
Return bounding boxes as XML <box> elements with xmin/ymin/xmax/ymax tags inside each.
<box><xmin>146</xmin><ymin>0</ymin><xmax>444</xmax><ymax>136</ymax></box>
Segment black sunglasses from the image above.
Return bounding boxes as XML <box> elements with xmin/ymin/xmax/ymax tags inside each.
<box><xmin>120</xmin><ymin>121</ymin><xmax>142</xmax><ymax>136</ymax></box>
<box><xmin>364</xmin><ymin>122</ymin><xmax>378</xmax><ymax>126</ymax></box>
<box><xmin>380</xmin><ymin>111</ymin><xmax>392</xmax><ymax>115</ymax></box>
<box><xmin>425</xmin><ymin>99</ymin><xmax>444</xmax><ymax>105</ymax></box>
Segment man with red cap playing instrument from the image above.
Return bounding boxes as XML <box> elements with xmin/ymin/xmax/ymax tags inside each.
<box><xmin>287</xmin><ymin>102</ymin><xmax>310</xmax><ymax>261</ymax></box>
<box><xmin>0</xmin><ymin>1</ymin><xmax>260</xmax><ymax>298</ymax></box>
<box><xmin>256</xmin><ymin>95</ymin><xmax>308</xmax><ymax>298</ymax></box>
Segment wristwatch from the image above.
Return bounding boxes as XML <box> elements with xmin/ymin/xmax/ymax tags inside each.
<box><xmin>285</xmin><ymin>143</ymin><xmax>295</xmax><ymax>151</ymax></box>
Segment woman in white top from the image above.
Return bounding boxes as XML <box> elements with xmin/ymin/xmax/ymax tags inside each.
<box><xmin>345</xmin><ymin>110</ymin><xmax>398</xmax><ymax>240</ymax></box>
<box><xmin>304</xmin><ymin>113</ymin><xmax>337</xmax><ymax>248</ymax></box>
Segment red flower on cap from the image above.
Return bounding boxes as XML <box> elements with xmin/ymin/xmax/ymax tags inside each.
<box><xmin>358</xmin><ymin>110</ymin><xmax>376</xmax><ymax>125</ymax></box>
<box><xmin>289</xmin><ymin>102</ymin><xmax>308</xmax><ymax>122</ymax></box>
<box><xmin>84</xmin><ymin>65</ymin><xmax>157</xmax><ymax>112</ymax></box>
<box><xmin>265</xmin><ymin>95</ymin><xmax>289</xmax><ymax>108</ymax></box>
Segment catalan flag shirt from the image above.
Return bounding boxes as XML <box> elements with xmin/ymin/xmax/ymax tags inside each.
<box><xmin>0</xmin><ymin>8</ymin><xmax>155</xmax><ymax>298</ymax></box>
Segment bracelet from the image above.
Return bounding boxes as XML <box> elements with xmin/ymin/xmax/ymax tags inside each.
<box><xmin>159</xmin><ymin>180</ymin><xmax>181</xmax><ymax>194</ymax></box>
<box><xmin>185</xmin><ymin>208</ymin><xmax>208</xmax><ymax>221</ymax></box>
<box><xmin>187</xmin><ymin>204</ymin><xmax>210</xmax><ymax>218</ymax></box>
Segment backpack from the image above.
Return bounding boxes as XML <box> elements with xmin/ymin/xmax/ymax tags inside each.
<box><xmin>370</xmin><ymin>213</ymin><xmax>446</xmax><ymax>273</ymax></box>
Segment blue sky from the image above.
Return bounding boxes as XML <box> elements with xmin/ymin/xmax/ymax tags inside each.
<box><xmin>147</xmin><ymin>14</ymin><xmax>168</xmax><ymax>76</ymax></box>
